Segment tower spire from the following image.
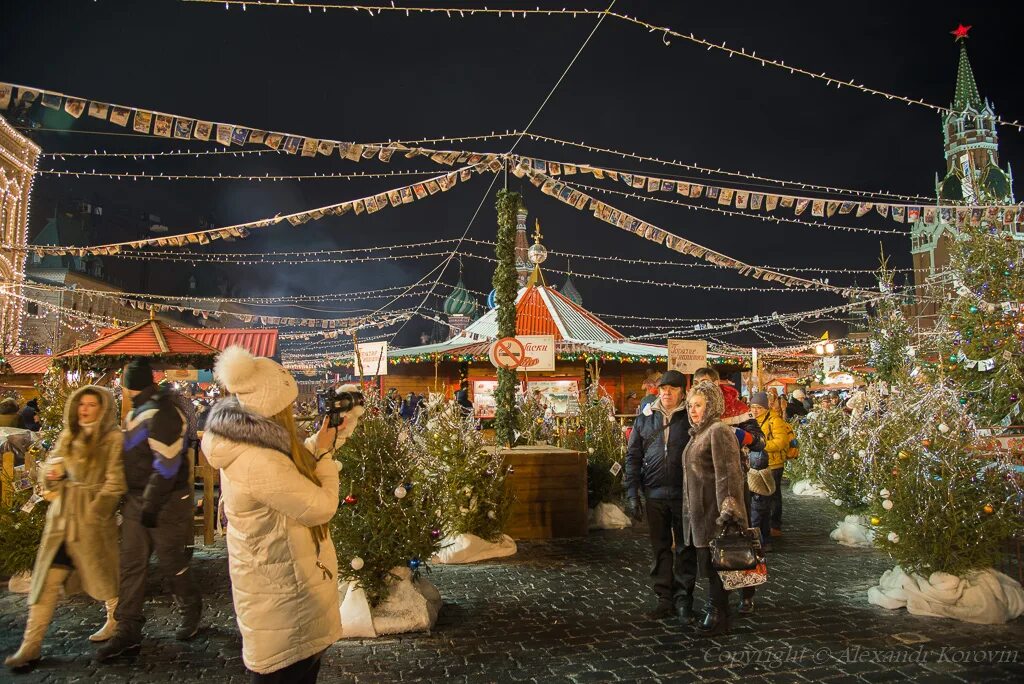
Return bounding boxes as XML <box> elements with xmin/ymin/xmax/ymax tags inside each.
<box><xmin>951</xmin><ymin>25</ymin><xmax>982</xmax><ymax>111</ymax></box>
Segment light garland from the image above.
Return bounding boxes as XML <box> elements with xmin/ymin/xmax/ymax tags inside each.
<box><xmin>12</xmin><ymin>161</ymin><xmax>496</xmax><ymax>255</ymax></box>
<box><xmin>40</xmin><ymin>131</ymin><xmax>519</xmax><ymax>159</ymax></box>
<box><xmin>557</xmin><ymin>177</ymin><xmax>909</xmax><ymax>237</ymax></box>
<box><xmin>524</xmin><ymin>166</ymin><xmax>864</xmax><ymax>295</ymax></box>
<box><xmin>179</xmin><ymin>3</ymin><xmax>1024</xmax><ymax>133</ymax></box>
<box><xmin>462</xmin><ymin>238</ymin><xmax>914</xmax><ymax>277</ymax></box>
<box><xmin>36</xmin><ymin>167</ymin><xmax>468</xmax><ymax>182</ymax></box>
<box><xmin>512</xmin><ymin>154</ymin><xmax>1022</xmax><ymax>219</ymax></box>
<box><xmin>519</xmin><ymin>135</ymin><xmax>934</xmax><ymax>202</ymax></box>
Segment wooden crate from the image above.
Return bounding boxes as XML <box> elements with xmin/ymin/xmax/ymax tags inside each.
<box><xmin>502</xmin><ymin>446</ymin><xmax>588</xmax><ymax>539</ymax></box>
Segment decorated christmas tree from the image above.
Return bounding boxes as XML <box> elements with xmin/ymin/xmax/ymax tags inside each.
<box><xmin>867</xmin><ymin>257</ymin><xmax>916</xmax><ymax>386</ymax></box>
<box><xmin>330</xmin><ymin>393</ymin><xmax>444</xmax><ymax>606</ymax></box>
<box><xmin>943</xmin><ymin>220</ymin><xmax>1024</xmax><ymax>426</ymax></box>
<box><xmin>514</xmin><ymin>392</ymin><xmax>554</xmax><ymax>446</ymax></box>
<box><xmin>793</xmin><ymin>405</ymin><xmax>869</xmax><ymax>510</ymax></box>
<box><xmin>417</xmin><ymin>398</ymin><xmax>513</xmax><ymax>543</ymax></box>
<box><xmin>865</xmin><ymin>381</ymin><xmax>1023</xmax><ymax>577</ymax></box>
<box><xmin>561</xmin><ymin>385</ymin><xmax>625</xmax><ymax>507</ymax></box>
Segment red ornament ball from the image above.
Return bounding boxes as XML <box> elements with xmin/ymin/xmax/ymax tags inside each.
<box><xmin>344</xmin><ymin>494</ymin><xmax>358</xmax><ymax>506</ymax></box>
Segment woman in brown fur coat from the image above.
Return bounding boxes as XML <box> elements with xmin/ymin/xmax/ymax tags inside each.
<box><xmin>681</xmin><ymin>380</ymin><xmax>747</xmax><ymax>636</ymax></box>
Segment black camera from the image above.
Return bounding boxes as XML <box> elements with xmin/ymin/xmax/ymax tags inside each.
<box><xmin>316</xmin><ymin>386</ymin><xmax>365</xmax><ymax>428</ymax></box>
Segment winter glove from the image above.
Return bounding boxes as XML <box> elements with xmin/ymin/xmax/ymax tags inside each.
<box><xmin>715</xmin><ymin>496</ymin><xmax>742</xmax><ymax>526</ymax></box>
<box><xmin>734</xmin><ymin>428</ymin><xmax>754</xmax><ymax>448</ymax></box>
<box><xmin>624</xmin><ymin>496</ymin><xmax>644</xmax><ymax>523</ymax></box>
<box><xmin>141</xmin><ymin>508</ymin><xmax>159</xmax><ymax>529</ymax></box>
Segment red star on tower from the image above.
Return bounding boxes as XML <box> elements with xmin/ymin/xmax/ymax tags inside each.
<box><xmin>951</xmin><ymin>24</ymin><xmax>972</xmax><ymax>41</ymax></box>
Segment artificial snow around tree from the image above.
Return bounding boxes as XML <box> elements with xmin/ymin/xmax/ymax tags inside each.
<box><xmin>588</xmin><ymin>502</ymin><xmax>632</xmax><ymax>530</ymax></box>
<box><xmin>868</xmin><ymin>565</ymin><xmax>1024</xmax><ymax>625</ymax></box>
<box><xmin>791</xmin><ymin>479</ymin><xmax>829</xmax><ymax>498</ymax></box>
<box><xmin>829</xmin><ymin>515</ymin><xmax>874</xmax><ymax>548</ymax></box>
<box><xmin>431</xmin><ymin>533</ymin><xmax>517</xmax><ymax>564</ymax></box>
<box><xmin>6</xmin><ymin>571</ymin><xmax>31</xmax><ymax>593</ymax></box>
<box><xmin>338</xmin><ymin>566</ymin><xmax>442</xmax><ymax>638</ymax></box>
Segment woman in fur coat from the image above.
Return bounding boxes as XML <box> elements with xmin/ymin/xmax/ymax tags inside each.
<box><xmin>681</xmin><ymin>380</ymin><xmax>747</xmax><ymax>637</ymax></box>
<box><xmin>201</xmin><ymin>347</ymin><xmax>363</xmax><ymax>683</ymax></box>
<box><xmin>5</xmin><ymin>386</ymin><xmax>126</xmax><ymax>669</ymax></box>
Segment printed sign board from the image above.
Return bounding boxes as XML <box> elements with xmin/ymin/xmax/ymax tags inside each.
<box><xmin>667</xmin><ymin>339</ymin><xmax>708</xmax><ymax>374</ymax></box>
<box><xmin>354</xmin><ymin>341</ymin><xmax>388</xmax><ymax>376</ymax></box>
<box><xmin>516</xmin><ymin>335</ymin><xmax>555</xmax><ymax>372</ymax></box>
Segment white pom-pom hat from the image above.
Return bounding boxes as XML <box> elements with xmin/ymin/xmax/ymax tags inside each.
<box><xmin>214</xmin><ymin>345</ymin><xmax>297</xmax><ymax>417</ymax></box>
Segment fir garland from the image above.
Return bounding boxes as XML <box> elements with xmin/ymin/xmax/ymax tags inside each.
<box><xmin>492</xmin><ymin>189</ymin><xmax>520</xmax><ymax>447</ymax></box>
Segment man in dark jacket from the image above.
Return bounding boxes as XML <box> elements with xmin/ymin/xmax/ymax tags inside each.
<box><xmin>97</xmin><ymin>359</ymin><xmax>201</xmax><ymax>662</ymax></box>
<box><xmin>624</xmin><ymin>370</ymin><xmax>697</xmax><ymax>624</ymax></box>
<box><xmin>17</xmin><ymin>398</ymin><xmax>40</xmax><ymax>431</ymax></box>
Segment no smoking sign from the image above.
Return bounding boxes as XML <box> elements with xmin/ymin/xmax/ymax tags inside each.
<box><xmin>488</xmin><ymin>337</ymin><xmax>526</xmax><ymax>370</ymax></box>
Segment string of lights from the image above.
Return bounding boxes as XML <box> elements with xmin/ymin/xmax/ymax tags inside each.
<box><xmin>36</xmin><ymin>167</ymin><xmax>469</xmax><ymax>182</ymax></box>
<box><xmin>181</xmin><ymin>2</ymin><xmax>1024</xmax><ymax>132</ymax></box>
<box><xmin>40</xmin><ymin>131</ymin><xmax>518</xmax><ymax>159</ymax></box>
<box><xmin>559</xmin><ymin>179</ymin><xmax>910</xmax><ymax>237</ymax></box>
<box><xmin>518</xmin><ymin>136</ymin><xmax>934</xmax><ymax>202</ymax></box>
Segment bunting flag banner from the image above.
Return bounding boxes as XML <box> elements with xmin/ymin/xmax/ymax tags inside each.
<box><xmin>508</xmin><ymin>155</ymin><xmax>1023</xmax><ymax>228</ymax></box>
<box><xmin>13</xmin><ymin>162</ymin><xmax>493</xmax><ymax>257</ymax></box>
<box><xmin>526</xmin><ymin>167</ymin><xmax>856</xmax><ymax>297</ymax></box>
<box><xmin>0</xmin><ymin>84</ymin><xmax>12</xmax><ymax>109</ymax></box>
<box><xmin>133</xmin><ymin>110</ymin><xmax>152</xmax><ymax>134</ymax></box>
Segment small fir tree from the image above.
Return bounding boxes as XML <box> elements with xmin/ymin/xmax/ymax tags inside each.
<box><xmin>416</xmin><ymin>398</ymin><xmax>513</xmax><ymax>542</ymax></box>
<box><xmin>943</xmin><ymin>221</ymin><xmax>1024</xmax><ymax>426</ymax></box>
<box><xmin>330</xmin><ymin>393</ymin><xmax>445</xmax><ymax>606</ymax></box>
<box><xmin>562</xmin><ymin>386</ymin><xmax>626</xmax><ymax>507</ymax></box>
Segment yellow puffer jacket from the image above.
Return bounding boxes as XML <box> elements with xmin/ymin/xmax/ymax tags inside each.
<box><xmin>757</xmin><ymin>411</ymin><xmax>792</xmax><ymax>470</ymax></box>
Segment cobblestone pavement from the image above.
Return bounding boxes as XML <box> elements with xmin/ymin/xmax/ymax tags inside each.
<box><xmin>2</xmin><ymin>489</ymin><xmax>1024</xmax><ymax>683</ymax></box>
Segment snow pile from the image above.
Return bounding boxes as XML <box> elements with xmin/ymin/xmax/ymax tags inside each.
<box><xmin>829</xmin><ymin>515</ymin><xmax>874</xmax><ymax>547</ymax></box>
<box><xmin>791</xmin><ymin>479</ymin><xmax>829</xmax><ymax>498</ymax></box>
<box><xmin>868</xmin><ymin>565</ymin><xmax>1024</xmax><ymax>624</ymax></box>
<box><xmin>6</xmin><ymin>571</ymin><xmax>31</xmax><ymax>593</ymax></box>
<box><xmin>338</xmin><ymin>566</ymin><xmax>442</xmax><ymax>638</ymax></box>
<box><xmin>431</xmin><ymin>533</ymin><xmax>517</xmax><ymax>564</ymax></box>
<box><xmin>589</xmin><ymin>502</ymin><xmax>632</xmax><ymax>530</ymax></box>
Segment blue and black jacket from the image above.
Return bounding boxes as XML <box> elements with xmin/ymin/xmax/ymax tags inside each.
<box><xmin>123</xmin><ymin>385</ymin><xmax>188</xmax><ymax>519</ymax></box>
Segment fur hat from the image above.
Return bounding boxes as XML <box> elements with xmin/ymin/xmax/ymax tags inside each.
<box><xmin>687</xmin><ymin>380</ymin><xmax>725</xmax><ymax>427</ymax></box>
<box><xmin>792</xmin><ymin>389</ymin><xmax>806</xmax><ymax>401</ymax></box>
<box><xmin>213</xmin><ymin>346</ymin><xmax>297</xmax><ymax>418</ymax></box>
<box><xmin>747</xmin><ymin>467</ymin><xmax>776</xmax><ymax>496</ymax></box>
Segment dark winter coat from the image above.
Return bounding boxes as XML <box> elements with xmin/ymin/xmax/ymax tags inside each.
<box><xmin>18</xmin><ymin>401</ymin><xmax>40</xmax><ymax>431</ymax></box>
<box><xmin>122</xmin><ymin>385</ymin><xmax>188</xmax><ymax>520</ymax></box>
<box><xmin>624</xmin><ymin>398</ymin><xmax>691</xmax><ymax>500</ymax></box>
<box><xmin>681</xmin><ymin>385</ymin><xmax>747</xmax><ymax>548</ymax></box>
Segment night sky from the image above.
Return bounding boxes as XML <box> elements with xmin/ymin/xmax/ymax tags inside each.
<box><xmin>3</xmin><ymin>0</ymin><xmax>1023</xmax><ymax>356</ymax></box>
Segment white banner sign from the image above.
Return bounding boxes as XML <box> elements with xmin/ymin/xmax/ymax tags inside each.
<box><xmin>667</xmin><ymin>339</ymin><xmax>707</xmax><ymax>374</ymax></box>
<box><xmin>354</xmin><ymin>341</ymin><xmax>388</xmax><ymax>376</ymax></box>
<box><xmin>516</xmin><ymin>335</ymin><xmax>556</xmax><ymax>372</ymax></box>
<box><xmin>162</xmin><ymin>369</ymin><xmax>198</xmax><ymax>381</ymax></box>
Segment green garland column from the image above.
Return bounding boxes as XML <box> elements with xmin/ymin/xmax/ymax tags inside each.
<box><xmin>493</xmin><ymin>189</ymin><xmax>521</xmax><ymax>447</ymax></box>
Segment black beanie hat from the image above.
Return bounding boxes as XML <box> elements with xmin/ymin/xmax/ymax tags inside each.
<box><xmin>123</xmin><ymin>358</ymin><xmax>155</xmax><ymax>391</ymax></box>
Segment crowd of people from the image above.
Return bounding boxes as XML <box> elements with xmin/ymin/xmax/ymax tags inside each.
<box><xmin>4</xmin><ymin>348</ymin><xmax>362</xmax><ymax>683</ymax></box>
<box><xmin>624</xmin><ymin>369</ymin><xmax>815</xmax><ymax>636</ymax></box>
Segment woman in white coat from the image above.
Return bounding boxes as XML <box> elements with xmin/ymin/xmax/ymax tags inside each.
<box><xmin>201</xmin><ymin>347</ymin><xmax>361</xmax><ymax>683</ymax></box>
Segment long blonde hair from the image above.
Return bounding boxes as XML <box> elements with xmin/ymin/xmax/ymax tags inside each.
<box><xmin>270</xmin><ymin>405</ymin><xmax>329</xmax><ymax>549</ymax></box>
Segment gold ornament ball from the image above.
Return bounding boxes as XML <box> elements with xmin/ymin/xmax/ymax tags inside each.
<box><xmin>897</xmin><ymin>451</ymin><xmax>909</xmax><ymax>460</ymax></box>
<box><xmin>870</xmin><ymin>517</ymin><xmax>881</xmax><ymax>526</ymax></box>
<box><xmin>983</xmin><ymin>504</ymin><xmax>994</xmax><ymax>514</ymax></box>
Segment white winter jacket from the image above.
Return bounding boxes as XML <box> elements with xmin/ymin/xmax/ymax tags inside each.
<box><xmin>201</xmin><ymin>399</ymin><xmax>342</xmax><ymax>674</ymax></box>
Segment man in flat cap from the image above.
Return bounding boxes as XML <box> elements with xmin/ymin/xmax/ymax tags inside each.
<box><xmin>624</xmin><ymin>370</ymin><xmax>697</xmax><ymax>625</ymax></box>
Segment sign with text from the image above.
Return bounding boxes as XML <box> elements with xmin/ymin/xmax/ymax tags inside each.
<box><xmin>354</xmin><ymin>341</ymin><xmax>388</xmax><ymax>376</ymax></box>
<box><xmin>667</xmin><ymin>339</ymin><xmax>708</xmax><ymax>374</ymax></box>
<box><xmin>162</xmin><ymin>369</ymin><xmax>198</xmax><ymax>382</ymax></box>
<box><xmin>516</xmin><ymin>335</ymin><xmax>556</xmax><ymax>372</ymax></box>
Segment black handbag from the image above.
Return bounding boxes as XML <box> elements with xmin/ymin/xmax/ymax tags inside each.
<box><xmin>709</xmin><ymin>520</ymin><xmax>760</xmax><ymax>571</ymax></box>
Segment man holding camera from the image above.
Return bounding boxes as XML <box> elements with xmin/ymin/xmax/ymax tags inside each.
<box><xmin>624</xmin><ymin>370</ymin><xmax>696</xmax><ymax>624</ymax></box>
<box><xmin>97</xmin><ymin>358</ymin><xmax>201</xmax><ymax>661</ymax></box>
